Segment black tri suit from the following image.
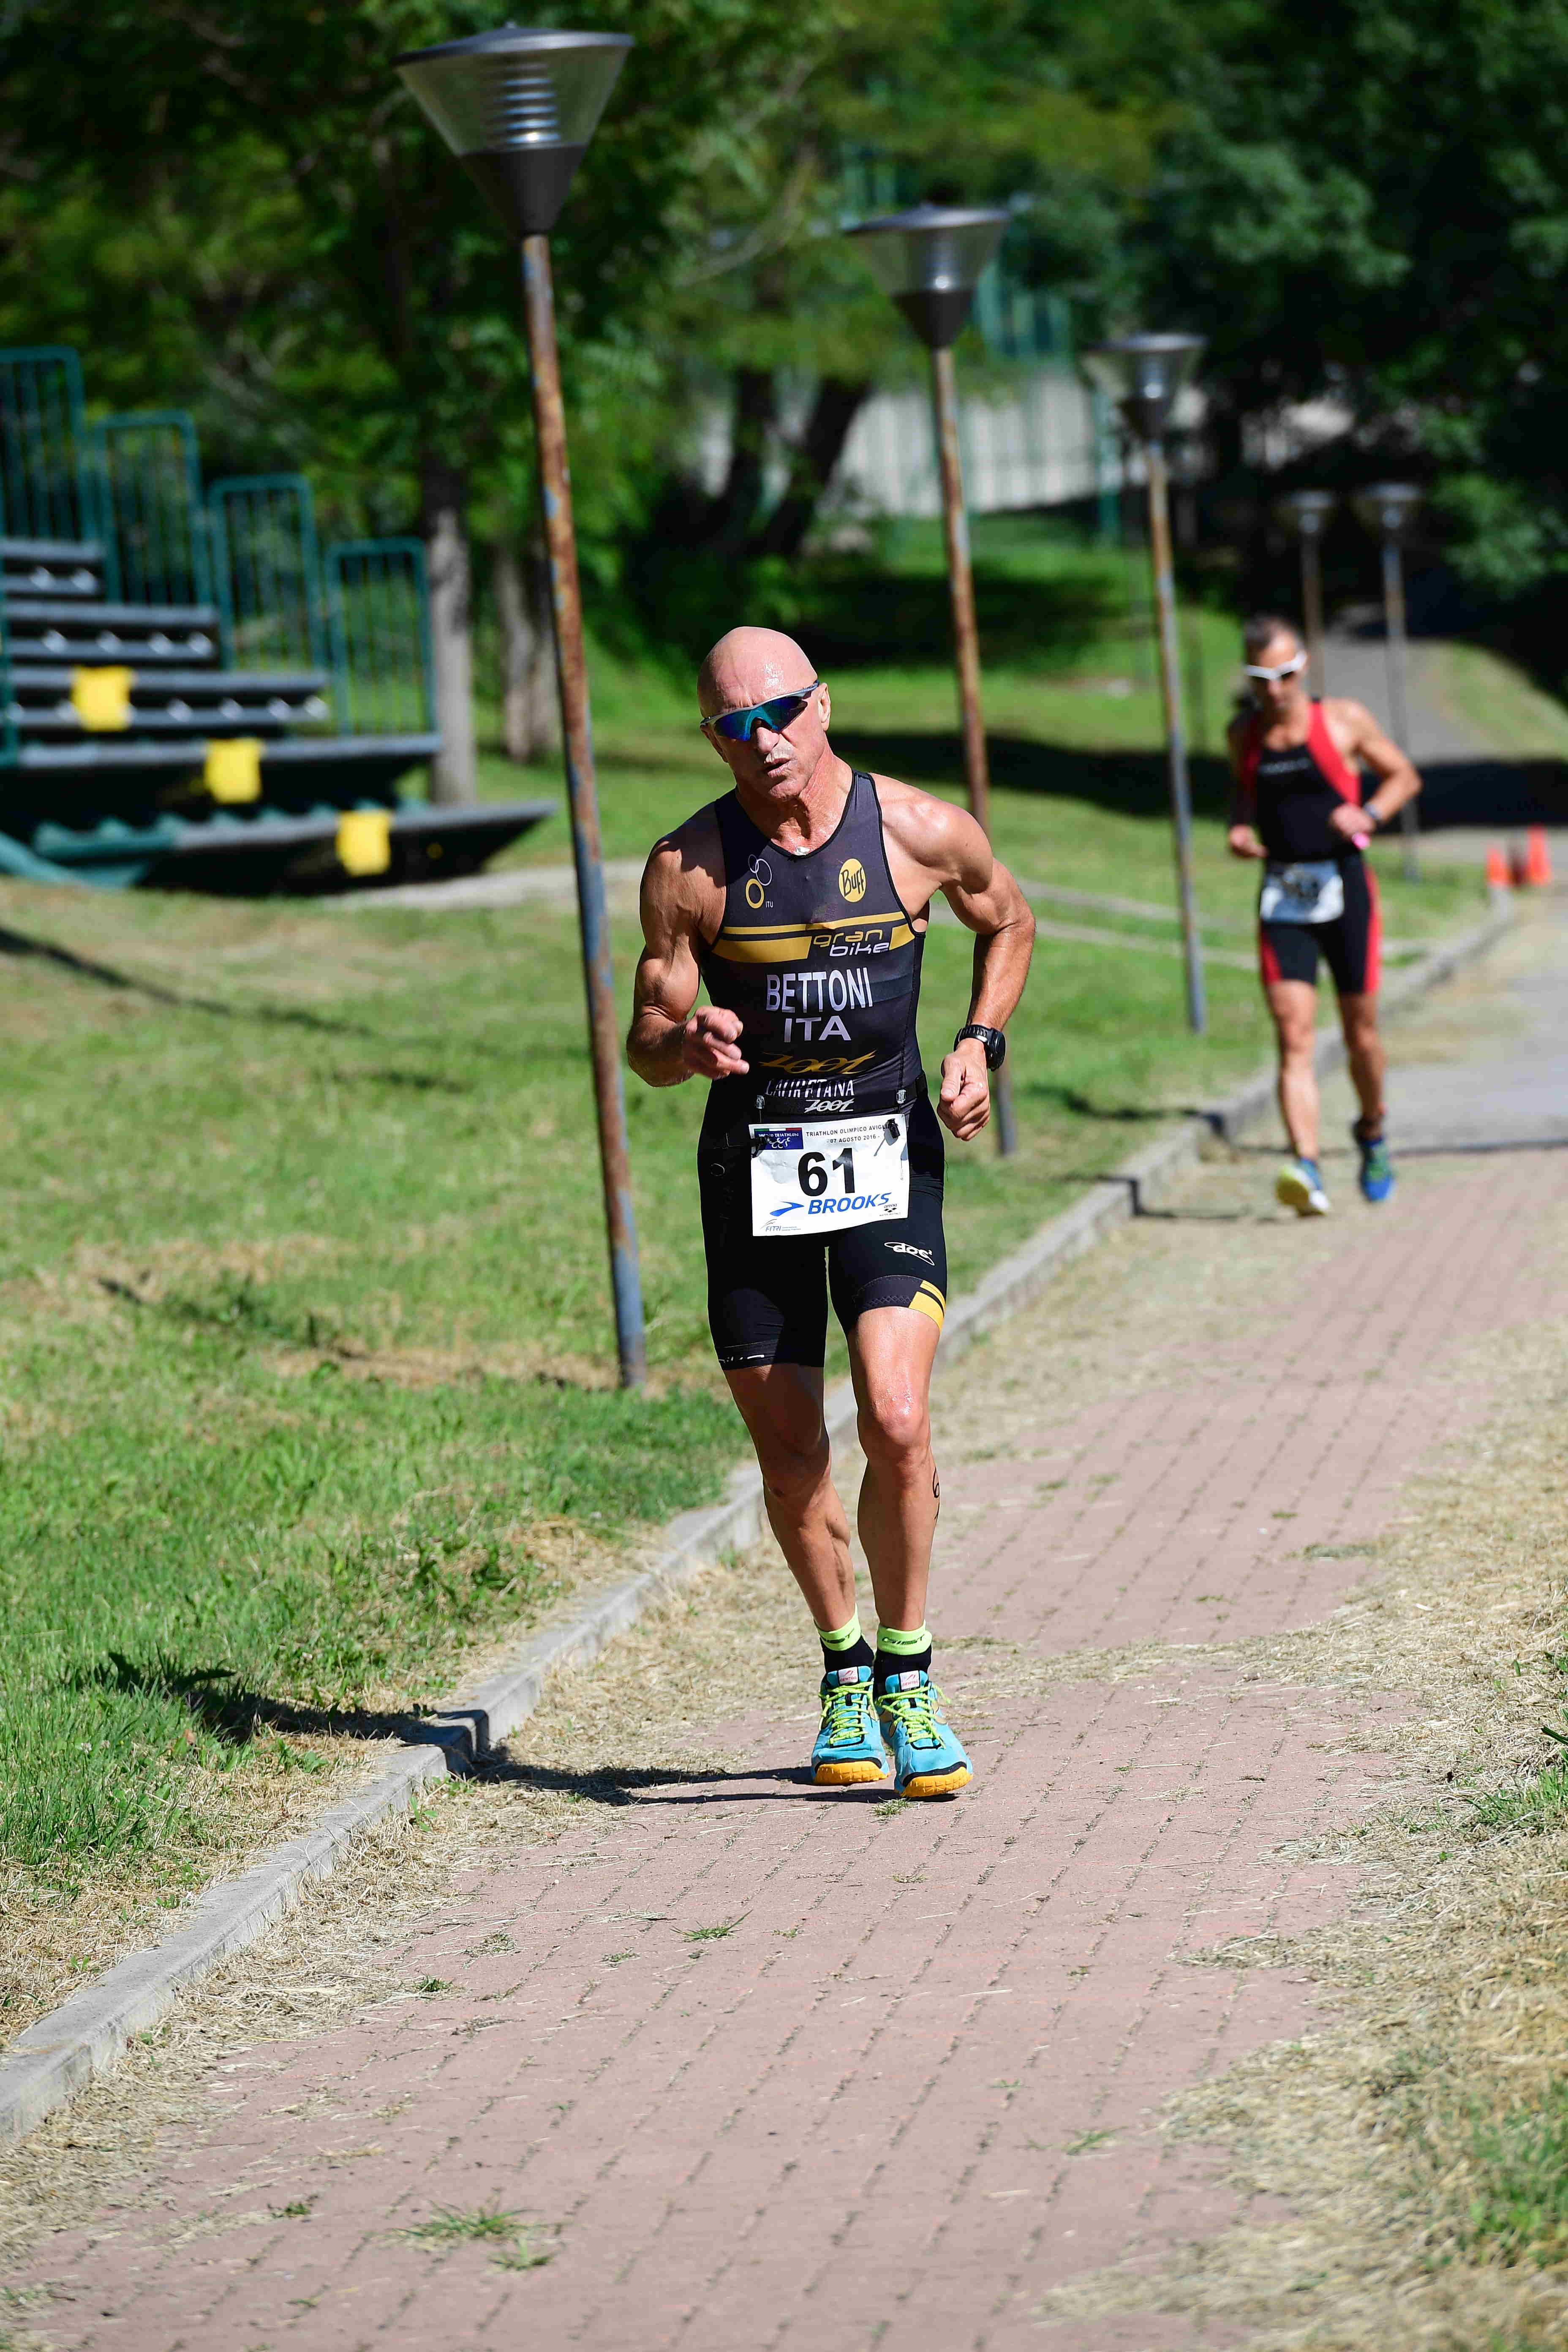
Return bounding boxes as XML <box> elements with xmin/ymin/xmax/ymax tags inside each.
<box><xmin>696</xmin><ymin>768</ymin><xmax>948</xmax><ymax>1371</ymax></box>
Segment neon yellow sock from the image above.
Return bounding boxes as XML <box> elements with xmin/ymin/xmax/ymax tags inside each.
<box><xmin>875</xmin><ymin>1623</ymin><xmax>931</xmax><ymax>1656</ymax></box>
<box><xmin>818</xmin><ymin>1612</ymin><xmax>863</xmax><ymax>1653</ymax></box>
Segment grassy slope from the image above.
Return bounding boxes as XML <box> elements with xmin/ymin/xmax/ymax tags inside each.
<box><xmin>0</xmin><ymin>514</ymin><xmax>1491</xmax><ymax>2002</ymax></box>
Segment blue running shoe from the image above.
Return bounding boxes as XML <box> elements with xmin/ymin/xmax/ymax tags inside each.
<box><xmin>1353</xmin><ymin>1122</ymin><xmax>1395</xmax><ymax>1204</ymax></box>
<box><xmin>811</xmin><ymin>1664</ymin><xmax>888</xmax><ymax>1786</ymax></box>
<box><xmin>876</xmin><ymin>1670</ymin><xmax>972</xmax><ymax>1799</ymax></box>
<box><xmin>1276</xmin><ymin>1157</ymin><xmax>1331</xmax><ymax>1217</ymax></box>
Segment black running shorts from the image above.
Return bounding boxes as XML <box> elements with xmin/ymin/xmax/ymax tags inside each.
<box><xmin>699</xmin><ymin>1092</ymin><xmax>947</xmax><ymax>1372</ymax></box>
<box><xmin>1259</xmin><ymin>858</ymin><xmax>1381</xmax><ymax>997</ymax></box>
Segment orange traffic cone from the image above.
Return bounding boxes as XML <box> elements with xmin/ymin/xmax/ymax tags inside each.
<box><xmin>1526</xmin><ymin>826</ymin><xmax>1553</xmax><ymax>886</ymax></box>
<box><xmin>1486</xmin><ymin>843</ymin><xmax>1510</xmax><ymax>890</ymax></box>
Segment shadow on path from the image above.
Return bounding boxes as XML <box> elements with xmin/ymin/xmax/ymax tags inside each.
<box><xmin>479</xmin><ymin>1755</ymin><xmax>879</xmax><ymax>1808</ymax></box>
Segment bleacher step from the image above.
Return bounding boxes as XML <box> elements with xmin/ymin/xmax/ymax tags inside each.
<box><xmin>5</xmin><ymin>598</ymin><xmax>221</xmax><ymax>628</ymax></box>
<box><xmin>0</xmin><ymin>536</ymin><xmax>103</xmax><ymax>564</ymax></box>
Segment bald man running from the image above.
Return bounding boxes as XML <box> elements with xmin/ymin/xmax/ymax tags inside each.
<box><xmin>629</xmin><ymin>629</ymin><xmax>1034</xmax><ymax>1798</ymax></box>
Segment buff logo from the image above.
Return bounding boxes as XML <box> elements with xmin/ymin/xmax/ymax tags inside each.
<box><xmin>838</xmin><ymin>857</ymin><xmax>867</xmax><ymax>904</ymax></box>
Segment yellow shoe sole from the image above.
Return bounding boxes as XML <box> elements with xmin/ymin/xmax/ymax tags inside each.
<box><xmin>899</xmin><ymin>1764</ymin><xmax>972</xmax><ymax>1799</ymax></box>
<box><xmin>1275</xmin><ymin>1165</ymin><xmax>1329</xmax><ymax>1217</ymax></box>
<box><xmin>814</xmin><ymin>1757</ymin><xmax>887</xmax><ymax>1786</ymax></box>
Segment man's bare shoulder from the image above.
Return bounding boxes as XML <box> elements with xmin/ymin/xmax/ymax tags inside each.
<box><xmin>1322</xmin><ymin>694</ymin><xmax>1377</xmax><ymax>739</ymax></box>
<box><xmin>642</xmin><ymin>802</ymin><xmax>724</xmax><ymax>898</ymax></box>
<box><xmin>872</xmin><ymin>772</ymin><xmax>972</xmax><ymax>858</ymax></box>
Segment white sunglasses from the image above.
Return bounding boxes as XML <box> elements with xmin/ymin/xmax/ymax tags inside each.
<box><xmin>1245</xmin><ymin>650</ymin><xmax>1308</xmax><ymax>682</ymax></box>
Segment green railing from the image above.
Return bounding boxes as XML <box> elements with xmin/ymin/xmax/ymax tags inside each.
<box><xmin>94</xmin><ymin>411</ymin><xmax>210</xmax><ymax>607</ymax></box>
<box><xmin>208</xmin><ymin>474</ymin><xmax>324</xmax><ymax>673</ymax></box>
<box><xmin>0</xmin><ymin>347</ymin><xmax>96</xmax><ymax>546</ymax></box>
<box><xmin>324</xmin><ymin>539</ymin><xmax>434</xmax><ymax>735</ymax></box>
<box><xmin>0</xmin><ymin>348</ymin><xmax>439</xmax><ymax>749</ymax></box>
<box><xmin>0</xmin><ymin>591</ymin><xmax>16</xmax><ymax>766</ymax></box>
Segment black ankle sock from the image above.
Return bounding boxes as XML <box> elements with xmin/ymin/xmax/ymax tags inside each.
<box><xmin>875</xmin><ymin>1641</ymin><xmax>932</xmax><ymax>1692</ymax></box>
<box><xmin>822</xmin><ymin>1636</ymin><xmax>874</xmax><ymax>1677</ymax></box>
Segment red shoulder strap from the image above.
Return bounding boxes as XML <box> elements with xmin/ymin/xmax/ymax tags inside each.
<box><xmin>1307</xmin><ymin>701</ymin><xmax>1362</xmax><ymax>805</ymax></box>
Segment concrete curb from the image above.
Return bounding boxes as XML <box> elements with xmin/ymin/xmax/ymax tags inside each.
<box><xmin>0</xmin><ymin>901</ymin><xmax>1512</xmax><ymax>2148</ymax></box>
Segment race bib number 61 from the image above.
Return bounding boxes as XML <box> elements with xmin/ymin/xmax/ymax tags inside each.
<box><xmin>749</xmin><ymin>1110</ymin><xmax>910</xmax><ymax>1239</ymax></box>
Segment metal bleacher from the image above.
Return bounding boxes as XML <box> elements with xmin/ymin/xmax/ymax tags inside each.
<box><xmin>0</xmin><ymin>348</ymin><xmax>553</xmax><ymax>891</ymax></box>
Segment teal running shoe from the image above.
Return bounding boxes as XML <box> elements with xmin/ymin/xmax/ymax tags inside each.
<box><xmin>1353</xmin><ymin>1122</ymin><xmax>1395</xmax><ymax>1204</ymax></box>
<box><xmin>875</xmin><ymin>1670</ymin><xmax>972</xmax><ymax>1799</ymax></box>
<box><xmin>811</xmin><ymin>1663</ymin><xmax>888</xmax><ymax>1787</ymax></box>
<box><xmin>1276</xmin><ymin>1156</ymin><xmax>1331</xmax><ymax>1217</ymax></box>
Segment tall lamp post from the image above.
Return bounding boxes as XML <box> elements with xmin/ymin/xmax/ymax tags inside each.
<box><xmin>397</xmin><ymin>26</ymin><xmax>647</xmax><ymax>1388</ymax></box>
<box><xmin>844</xmin><ymin>203</ymin><xmax>1018</xmax><ymax>1157</ymax></box>
<box><xmin>1276</xmin><ymin>489</ymin><xmax>1336</xmax><ymax>697</ymax></box>
<box><xmin>1080</xmin><ymin>333</ymin><xmax>1208</xmax><ymax>1034</ymax></box>
<box><xmin>1352</xmin><ymin>483</ymin><xmax>1423</xmax><ymax>882</ymax></box>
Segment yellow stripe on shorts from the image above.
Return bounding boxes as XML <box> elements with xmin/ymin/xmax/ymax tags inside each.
<box><xmin>909</xmin><ymin>1280</ymin><xmax>946</xmax><ymax>1329</ymax></box>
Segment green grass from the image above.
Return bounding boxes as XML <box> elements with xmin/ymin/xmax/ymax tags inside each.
<box><xmin>0</xmin><ymin>512</ymin><xmax>1496</xmax><ymax>1964</ymax></box>
<box><xmin>1463</xmin><ymin>2086</ymin><xmax>1568</xmax><ymax>2267</ymax></box>
<box><xmin>1428</xmin><ymin>640</ymin><xmax>1568</xmax><ymax>759</ymax></box>
<box><xmin>402</xmin><ymin>2202</ymin><xmax>552</xmax><ymax>2267</ymax></box>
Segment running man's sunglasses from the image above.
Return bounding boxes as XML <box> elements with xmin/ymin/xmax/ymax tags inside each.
<box><xmin>700</xmin><ymin>682</ymin><xmax>821</xmax><ymax>743</ymax></box>
<box><xmin>1245</xmin><ymin>650</ymin><xmax>1309</xmax><ymax>682</ymax></box>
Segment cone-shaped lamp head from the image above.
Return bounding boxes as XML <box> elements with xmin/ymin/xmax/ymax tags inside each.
<box><xmin>1276</xmin><ymin>488</ymin><xmax>1337</xmax><ymax>540</ymax></box>
<box><xmin>396</xmin><ymin>25</ymin><xmax>632</xmax><ymax>237</ymax></box>
<box><xmin>844</xmin><ymin>204</ymin><xmax>1009</xmax><ymax>350</ymax></box>
<box><xmin>1351</xmin><ymin>482</ymin><xmax>1422</xmax><ymax>542</ymax></box>
<box><xmin>1080</xmin><ymin>333</ymin><xmax>1204</xmax><ymax>444</ymax></box>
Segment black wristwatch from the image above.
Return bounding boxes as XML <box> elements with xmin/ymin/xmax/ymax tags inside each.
<box><xmin>955</xmin><ymin>1023</ymin><xmax>1006</xmax><ymax>1070</ymax></box>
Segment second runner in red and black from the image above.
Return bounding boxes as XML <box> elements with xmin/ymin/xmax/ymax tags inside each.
<box><xmin>1227</xmin><ymin>615</ymin><xmax>1421</xmax><ymax>1217</ymax></box>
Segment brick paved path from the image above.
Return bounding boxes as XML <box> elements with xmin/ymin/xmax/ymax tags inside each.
<box><xmin>15</xmin><ymin>917</ymin><xmax>1568</xmax><ymax>2352</ymax></box>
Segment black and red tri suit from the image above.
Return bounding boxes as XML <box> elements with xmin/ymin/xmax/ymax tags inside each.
<box><xmin>1235</xmin><ymin>700</ymin><xmax>1382</xmax><ymax>998</ymax></box>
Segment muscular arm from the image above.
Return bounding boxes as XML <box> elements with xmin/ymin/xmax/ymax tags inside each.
<box><xmin>936</xmin><ymin>808</ymin><xmax>1035</xmax><ymax>1033</ymax></box>
<box><xmin>881</xmin><ymin>784</ymin><xmax>1035</xmax><ymax>1140</ymax></box>
<box><xmin>1226</xmin><ymin>715</ymin><xmax>1265</xmax><ymax>859</ymax></box>
<box><xmin>1329</xmin><ymin>700</ymin><xmax>1422</xmax><ymax>834</ymax></box>
<box><xmin>626</xmin><ymin>832</ymin><xmax>745</xmax><ymax>1088</ymax></box>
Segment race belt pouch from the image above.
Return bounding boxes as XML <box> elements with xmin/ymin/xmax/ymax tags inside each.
<box><xmin>1259</xmin><ymin>858</ymin><xmax>1345</xmax><ymax>926</ymax></box>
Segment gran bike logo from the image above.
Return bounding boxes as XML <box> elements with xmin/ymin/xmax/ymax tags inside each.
<box><xmin>838</xmin><ymin>857</ymin><xmax>867</xmax><ymax>904</ymax></box>
<box><xmin>743</xmin><ymin>854</ymin><xmax>773</xmax><ymax>911</ymax></box>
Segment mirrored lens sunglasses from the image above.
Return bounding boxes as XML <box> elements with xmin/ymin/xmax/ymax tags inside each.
<box><xmin>701</xmin><ymin>683</ymin><xmax>821</xmax><ymax>743</ymax></box>
<box><xmin>1245</xmin><ymin>651</ymin><xmax>1308</xmax><ymax>682</ymax></box>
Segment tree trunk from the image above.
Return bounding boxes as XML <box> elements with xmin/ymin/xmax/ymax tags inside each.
<box><xmin>705</xmin><ymin>366</ymin><xmax>775</xmax><ymax>555</ymax></box>
<box><xmin>750</xmin><ymin>376</ymin><xmax>873</xmax><ymax>561</ymax></box>
<box><xmin>421</xmin><ymin>453</ymin><xmax>476</xmax><ymax>804</ymax></box>
<box><xmin>494</xmin><ymin>533</ymin><xmax>558</xmax><ymax>763</ymax></box>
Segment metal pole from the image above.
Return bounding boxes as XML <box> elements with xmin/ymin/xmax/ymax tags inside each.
<box><xmin>1300</xmin><ymin>528</ymin><xmax>1326</xmax><ymax>697</ymax></box>
<box><xmin>1380</xmin><ymin>533</ymin><xmax>1419</xmax><ymax>882</ymax></box>
<box><xmin>1092</xmin><ymin>389</ymin><xmax>1118</xmax><ymax>547</ymax></box>
<box><xmin>1144</xmin><ymin>436</ymin><xmax>1207</xmax><ymax>1034</ymax></box>
<box><xmin>520</xmin><ymin>236</ymin><xmax>648</xmax><ymax>1387</ymax></box>
<box><xmin>929</xmin><ymin>343</ymin><xmax>1016</xmax><ymax>1157</ymax></box>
